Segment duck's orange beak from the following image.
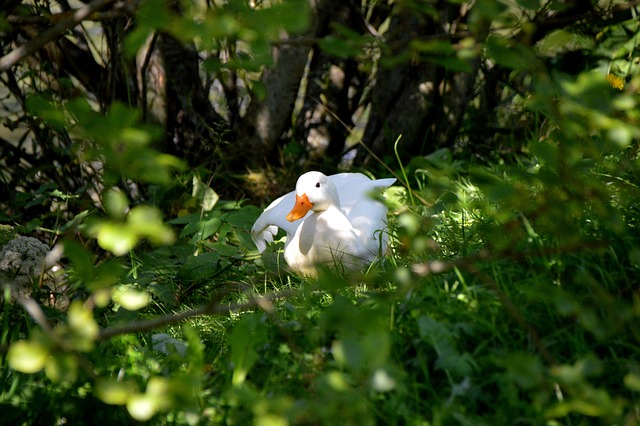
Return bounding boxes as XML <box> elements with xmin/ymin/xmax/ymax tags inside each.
<box><xmin>286</xmin><ymin>193</ymin><xmax>313</xmax><ymax>222</ymax></box>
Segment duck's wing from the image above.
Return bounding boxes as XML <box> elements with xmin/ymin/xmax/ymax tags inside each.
<box><xmin>328</xmin><ymin>173</ymin><xmax>395</xmax><ymax>205</ymax></box>
<box><xmin>333</xmin><ymin>174</ymin><xmax>396</xmax><ymax>254</ymax></box>
<box><xmin>251</xmin><ymin>190</ymin><xmax>308</xmax><ymax>253</ymax></box>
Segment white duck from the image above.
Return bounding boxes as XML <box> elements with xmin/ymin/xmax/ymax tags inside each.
<box><xmin>251</xmin><ymin>171</ymin><xmax>396</xmax><ymax>276</ymax></box>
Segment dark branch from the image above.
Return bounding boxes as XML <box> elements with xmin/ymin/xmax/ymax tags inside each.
<box><xmin>0</xmin><ymin>0</ymin><xmax>116</xmax><ymax>71</ymax></box>
<box><xmin>98</xmin><ymin>289</ymin><xmax>296</xmax><ymax>340</ymax></box>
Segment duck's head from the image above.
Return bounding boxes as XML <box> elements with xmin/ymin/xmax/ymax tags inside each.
<box><xmin>286</xmin><ymin>171</ymin><xmax>340</xmax><ymax>222</ymax></box>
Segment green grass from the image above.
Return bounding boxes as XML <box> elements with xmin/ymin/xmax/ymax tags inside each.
<box><xmin>2</xmin><ymin>148</ymin><xmax>640</xmax><ymax>426</ymax></box>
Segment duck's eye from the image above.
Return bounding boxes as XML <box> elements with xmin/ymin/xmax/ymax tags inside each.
<box><xmin>315</xmin><ymin>182</ymin><xmax>320</xmax><ymax>188</ymax></box>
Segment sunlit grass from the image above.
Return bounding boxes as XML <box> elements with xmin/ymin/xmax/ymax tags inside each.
<box><xmin>125</xmin><ymin>160</ymin><xmax>630</xmax><ymax>424</ymax></box>
<box><xmin>2</xmin><ymin>146</ymin><xmax>639</xmax><ymax>425</ymax></box>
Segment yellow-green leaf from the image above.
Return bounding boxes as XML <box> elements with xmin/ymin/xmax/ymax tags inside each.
<box><xmin>68</xmin><ymin>301</ymin><xmax>99</xmax><ymax>348</ymax></box>
<box><xmin>112</xmin><ymin>286</ymin><xmax>151</xmax><ymax>311</ymax></box>
<box><xmin>624</xmin><ymin>373</ymin><xmax>640</xmax><ymax>391</ymax></box>
<box><xmin>325</xmin><ymin>370</ymin><xmax>350</xmax><ymax>392</ymax></box>
<box><xmin>8</xmin><ymin>340</ymin><xmax>49</xmax><ymax>373</ymax></box>
<box><xmin>145</xmin><ymin>377</ymin><xmax>172</xmax><ymax>411</ymax></box>
<box><xmin>45</xmin><ymin>353</ymin><xmax>78</xmax><ymax>383</ymax></box>
<box><xmin>192</xmin><ymin>175</ymin><xmax>219</xmax><ymax>211</ymax></box>
<box><xmin>95</xmin><ymin>378</ymin><xmax>135</xmax><ymax>405</ymax></box>
<box><xmin>103</xmin><ymin>189</ymin><xmax>129</xmax><ymax>219</ymax></box>
<box><xmin>97</xmin><ymin>222</ymin><xmax>138</xmax><ymax>256</ymax></box>
<box><xmin>127</xmin><ymin>206</ymin><xmax>175</xmax><ymax>245</ymax></box>
<box><xmin>127</xmin><ymin>393</ymin><xmax>158</xmax><ymax>422</ymax></box>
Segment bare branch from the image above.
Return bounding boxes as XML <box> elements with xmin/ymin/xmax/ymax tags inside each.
<box><xmin>5</xmin><ymin>6</ymin><xmax>135</xmax><ymax>26</ymax></box>
<box><xmin>0</xmin><ymin>0</ymin><xmax>116</xmax><ymax>71</ymax></box>
<box><xmin>0</xmin><ymin>287</ymin><xmax>297</xmax><ymax>356</ymax></box>
<box><xmin>15</xmin><ymin>293</ymin><xmax>54</xmax><ymax>334</ymax></box>
<box><xmin>98</xmin><ymin>289</ymin><xmax>297</xmax><ymax>340</ymax></box>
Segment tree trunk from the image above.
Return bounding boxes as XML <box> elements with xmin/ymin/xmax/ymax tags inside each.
<box><xmin>230</xmin><ymin>0</ymin><xmax>334</xmax><ymax>169</ymax></box>
<box><xmin>356</xmin><ymin>4</ymin><xmax>437</xmax><ymax>165</ymax></box>
<box><xmin>355</xmin><ymin>2</ymin><xmax>486</xmax><ymax>166</ymax></box>
<box><xmin>293</xmin><ymin>0</ymin><xmax>366</xmax><ymax>169</ymax></box>
<box><xmin>144</xmin><ymin>33</ymin><xmax>226</xmax><ymax>165</ymax></box>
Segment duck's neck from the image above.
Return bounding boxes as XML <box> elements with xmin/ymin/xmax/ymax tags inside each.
<box><xmin>315</xmin><ymin>203</ymin><xmax>341</xmax><ymax>214</ymax></box>
<box><xmin>313</xmin><ymin>185</ymin><xmax>341</xmax><ymax>213</ymax></box>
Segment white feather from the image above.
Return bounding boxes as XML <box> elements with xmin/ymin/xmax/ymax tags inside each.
<box><xmin>251</xmin><ymin>172</ymin><xmax>396</xmax><ymax>275</ymax></box>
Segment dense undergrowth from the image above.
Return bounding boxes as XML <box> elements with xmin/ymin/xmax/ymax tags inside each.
<box><xmin>1</xmin><ymin>125</ymin><xmax>640</xmax><ymax>425</ymax></box>
<box><xmin>2</xmin><ymin>7</ymin><xmax>640</xmax><ymax>423</ymax></box>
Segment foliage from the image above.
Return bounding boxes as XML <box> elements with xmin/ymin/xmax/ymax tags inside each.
<box><xmin>1</xmin><ymin>0</ymin><xmax>640</xmax><ymax>425</ymax></box>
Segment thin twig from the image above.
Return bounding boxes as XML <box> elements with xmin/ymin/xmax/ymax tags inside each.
<box><xmin>98</xmin><ymin>289</ymin><xmax>297</xmax><ymax>340</ymax></box>
<box><xmin>5</xmin><ymin>8</ymin><xmax>134</xmax><ymax>26</ymax></box>
<box><xmin>0</xmin><ymin>0</ymin><xmax>116</xmax><ymax>71</ymax></box>
<box><xmin>15</xmin><ymin>293</ymin><xmax>54</xmax><ymax>334</ymax></box>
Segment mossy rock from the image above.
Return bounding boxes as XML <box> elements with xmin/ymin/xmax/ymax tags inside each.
<box><xmin>0</xmin><ymin>225</ymin><xmax>16</xmax><ymax>247</ymax></box>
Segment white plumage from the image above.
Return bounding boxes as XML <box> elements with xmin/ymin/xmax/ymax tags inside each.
<box><xmin>251</xmin><ymin>171</ymin><xmax>396</xmax><ymax>276</ymax></box>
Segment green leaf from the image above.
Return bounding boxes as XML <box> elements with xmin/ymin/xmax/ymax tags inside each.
<box><xmin>67</xmin><ymin>301</ymin><xmax>99</xmax><ymax>351</ymax></box>
<box><xmin>425</xmin><ymin>55</ymin><xmax>473</xmax><ymax>72</ymax></box>
<box><xmin>180</xmin><ymin>215</ymin><xmax>223</xmax><ymax>241</ymax></box>
<box><xmin>318</xmin><ymin>25</ymin><xmax>367</xmax><ymax>59</ymax></box>
<box><xmin>62</xmin><ymin>239</ymin><xmax>96</xmax><ymax>279</ymax></box>
<box><xmin>152</xmin><ymin>333</ymin><xmax>188</xmax><ymax>357</ymax></box>
<box><xmin>112</xmin><ymin>286</ymin><xmax>151</xmax><ymax>311</ymax></box>
<box><xmin>96</xmin><ymin>378</ymin><xmax>135</xmax><ymax>405</ymax></box>
<box><xmin>538</xmin><ymin>30</ymin><xmax>579</xmax><ymax>56</ymax></box>
<box><xmin>124</xmin><ymin>27</ymin><xmax>153</xmax><ymax>56</ymax></box>
<box><xmin>500</xmin><ymin>352</ymin><xmax>544</xmax><ymax>389</ymax></box>
<box><xmin>137</xmin><ymin>0</ymin><xmax>173</xmax><ymax>30</ymax></box>
<box><xmin>624</xmin><ymin>373</ymin><xmax>640</xmax><ymax>391</ymax></box>
<box><xmin>44</xmin><ymin>353</ymin><xmax>78</xmax><ymax>383</ymax></box>
<box><xmin>324</xmin><ymin>371</ymin><xmax>351</xmax><ymax>392</ymax></box>
<box><xmin>128</xmin><ymin>205</ymin><xmax>175</xmax><ymax>245</ymax></box>
<box><xmin>250</xmin><ymin>0</ymin><xmax>310</xmax><ymax>35</ymax></box>
<box><xmin>183</xmin><ymin>324</ymin><xmax>205</xmax><ymax>367</ymax></box>
<box><xmin>96</xmin><ymin>222</ymin><xmax>138</xmax><ymax>256</ymax></box>
<box><xmin>121</xmin><ymin>127</ymin><xmax>153</xmax><ymax>145</ymax></box>
<box><xmin>104</xmin><ymin>189</ymin><xmax>129</xmax><ymax>219</ymax></box>
<box><xmin>8</xmin><ymin>340</ymin><xmax>49</xmax><ymax>373</ymax></box>
<box><xmin>418</xmin><ymin>316</ymin><xmax>474</xmax><ymax>377</ymax></box>
<box><xmin>177</xmin><ymin>252</ymin><xmax>221</xmax><ymax>281</ymax></box>
<box><xmin>192</xmin><ymin>175</ymin><xmax>220</xmax><ymax>211</ymax></box>
<box><xmin>229</xmin><ymin>314</ymin><xmax>267</xmax><ymax>386</ymax></box>
<box><xmin>531</xmin><ymin>140</ymin><xmax>558</xmax><ymax>168</ymax></box>
<box><xmin>516</xmin><ymin>0</ymin><xmax>540</xmax><ymax>10</ymax></box>
<box><xmin>26</xmin><ymin>95</ymin><xmax>66</xmax><ymax>130</ymax></box>
<box><xmin>319</xmin><ymin>36</ymin><xmax>359</xmax><ymax>58</ymax></box>
<box><xmin>331</xmin><ymin>338</ymin><xmax>362</xmax><ymax>370</ymax></box>
<box><xmin>486</xmin><ymin>35</ymin><xmax>537</xmax><ymax>70</ymax></box>
<box><xmin>411</xmin><ymin>39</ymin><xmax>455</xmax><ymax>55</ymax></box>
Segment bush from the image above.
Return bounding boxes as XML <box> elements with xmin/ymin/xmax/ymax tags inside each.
<box><xmin>1</xmin><ymin>1</ymin><xmax>639</xmax><ymax>425</ymax></box>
